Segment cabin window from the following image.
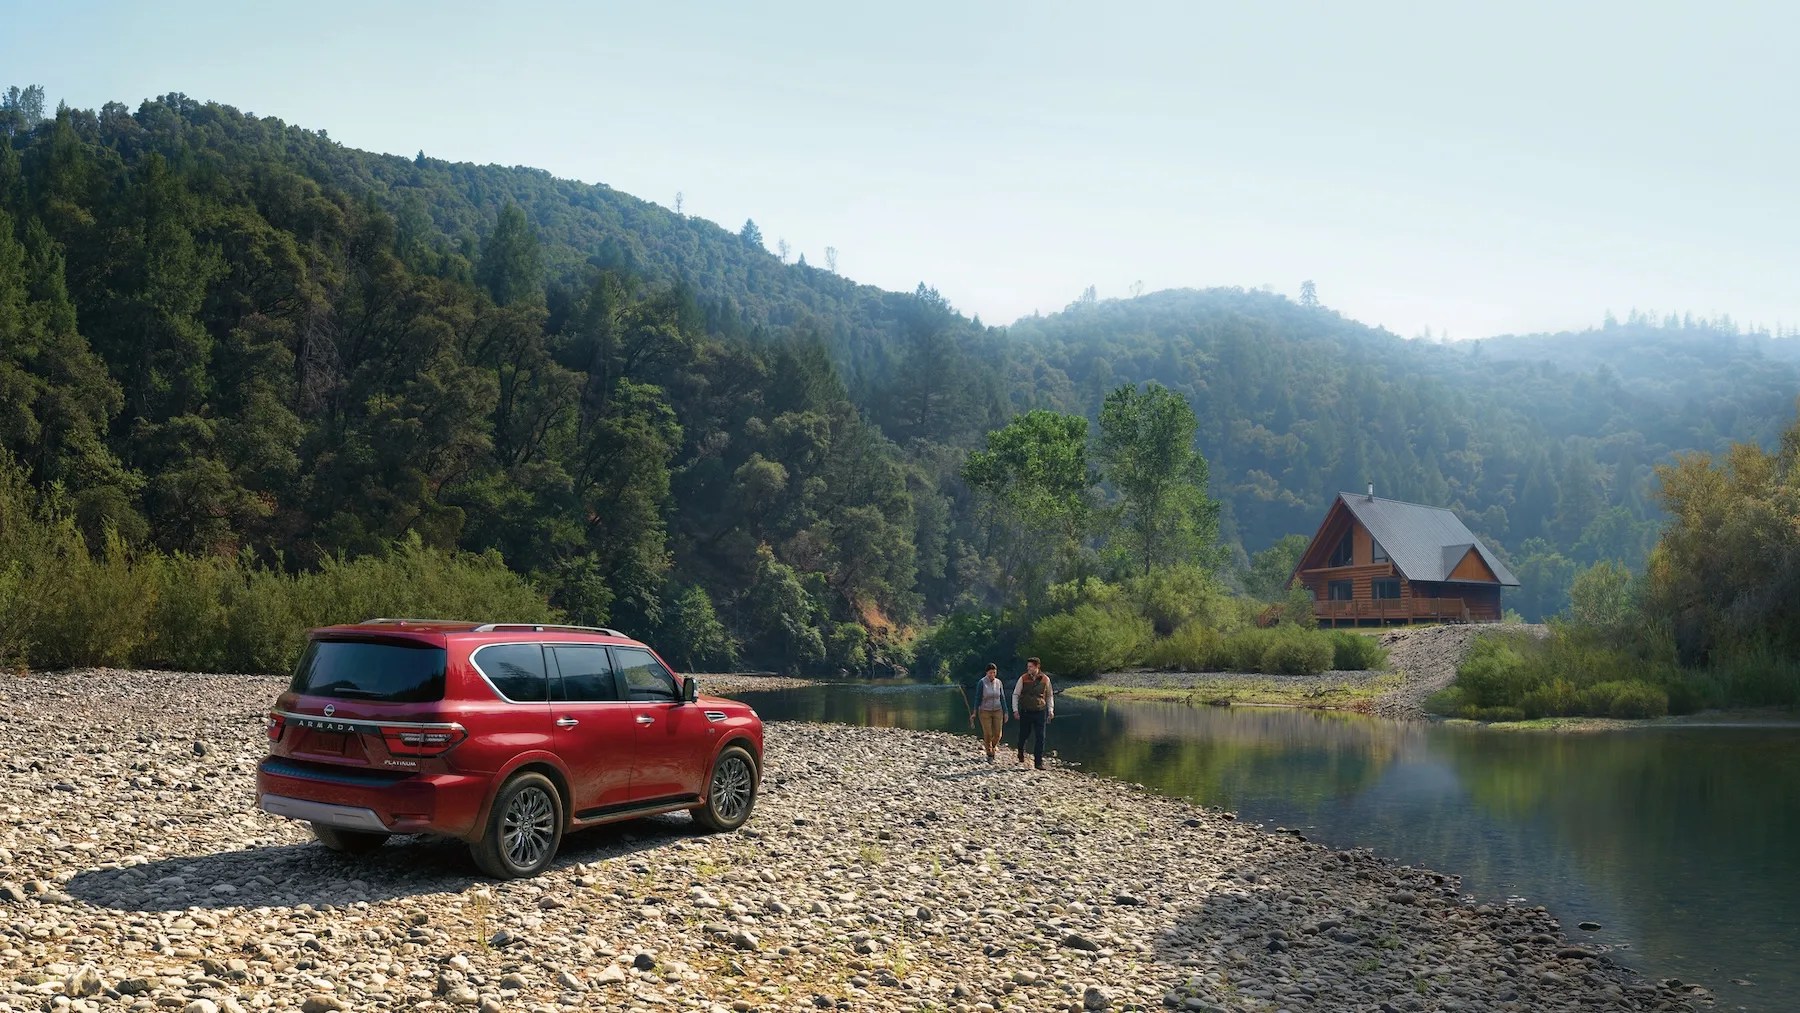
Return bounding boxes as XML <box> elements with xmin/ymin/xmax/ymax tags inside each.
<box><xmin>1372</xmin><ymin>539</ymin><xmax>1389</xmax><ymax>563</ymax></box>
<box><xmin>1327</xmin><ymin>580</ymin><xmax>1353</xmax><ymax>601</ymax></box>
<box><xmin>1328</xmin><ymin>530</ymin><xmax>1354</xmax><ymax>567</ymax></box>
<box><xmin>1419</xmin><ymin>583</ymin><xmax>1441</xmax><ymax>599</ymax></box>
<box><xmin>1373</xmin><ymin>579</ymin><xmax>1402</xmax><ymax>600</ymax></box>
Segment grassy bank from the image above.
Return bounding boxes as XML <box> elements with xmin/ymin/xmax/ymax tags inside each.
<box><xmin>1063</xmin><ymin>672</ymin><xmax>1402</xmax><ymax>710</ymax></box>
<box><xmin>1427</xmin><ymin>626</ymin><xmax>1800</xmax><ymax>722</ymax></box>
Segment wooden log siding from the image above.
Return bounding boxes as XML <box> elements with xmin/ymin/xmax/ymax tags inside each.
<box><xmin>1298</xmin><ymin>563</ymin><xmax>1399</xmax><ymax>603</ymax></box>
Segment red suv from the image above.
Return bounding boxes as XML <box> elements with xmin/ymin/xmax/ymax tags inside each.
<box><xmin>255</xmin><ymin>619</ymin><xmax>763</xmax><ymax>878</ymax></box>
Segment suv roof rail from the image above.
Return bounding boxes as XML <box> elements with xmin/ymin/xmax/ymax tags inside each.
<box><xmin>362</xmin><ymin>617</ymin><xmax>469</xmax><ymax>625</ymax></box>
<box><xmin>471</xmin><ymin>623</ymin><xmax>628</xmax><ymax>637</ymax></box>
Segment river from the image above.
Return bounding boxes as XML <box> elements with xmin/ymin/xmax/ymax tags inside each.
<box><xmin>729</xmin><ymin>680</ymin><xmax>1799</xmax><ymax>1011</ymax></box>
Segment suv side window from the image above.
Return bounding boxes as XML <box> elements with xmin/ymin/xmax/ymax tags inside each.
<box><xmin>614</xmin><ymin>646</ymin><xmax>679</xmax><ymax>702</ymax></box>
<box><xmin>550</xmin><ymin>645</ymin><xmax>621</xmax><ymax>702</ymax></box>
<box><xmin>474</xmin><ymin>643</ymin><xmax>548</xmax><ymax>703</ymax></box>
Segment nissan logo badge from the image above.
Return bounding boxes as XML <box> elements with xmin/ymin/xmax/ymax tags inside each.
<box><xmin>323</xmin><ymin>704</ymin><xmax>335</xmax><ymax>717</ymax></box>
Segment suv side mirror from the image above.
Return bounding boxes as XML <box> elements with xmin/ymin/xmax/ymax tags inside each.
<box><xmin>682</xmin><ymin>676</ymin><xmax>699</xmax><ymax>703</ymax></box>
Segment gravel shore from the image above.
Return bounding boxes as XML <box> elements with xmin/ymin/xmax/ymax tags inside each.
<box><xmin>0</xmin><ymin>670</ymin><xmax>1705</xmax><ymax>1012</ymax></box>
<box><xmin>1081</xmin><ymin>624</ymin><xmax>1551</xmax><ymax>721</ymax></box>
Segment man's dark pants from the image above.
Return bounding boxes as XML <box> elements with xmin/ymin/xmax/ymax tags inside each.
<box><xmin>1016</xmin><ymin>708</ymin><xmax>1048</xmax><ymax>767</ymax></box>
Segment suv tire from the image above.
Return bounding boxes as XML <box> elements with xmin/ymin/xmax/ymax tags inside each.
<box><xmin>471</xmin><ymin>771</ymin><xmax>564</xmax><ymax>879</ymax></box>
<box><xmin>692</xmin><ymin>745</ymin><xmax>758</xmax><ymax>833</ymax></box>
<box><xmin>311</xmin><ymin>823</ymin><xmax>391</xmax><ymax>855</ymax></box>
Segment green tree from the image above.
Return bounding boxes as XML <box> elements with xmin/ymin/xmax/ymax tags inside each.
<box><xmin>475</xmin><ymin>203</ymin><xmax>543</xmax><ymax>307</ymax></box>
<box><xmin>1244</xmin><ymin>533</ymin><xmax>1309</xmax><ymax>600</ymax></box>
<box><xmin>660</xmin><ymin>584</ymin><xmax>737</xmax><ymax>672</ymax></box>
<box><xmin>739</xmin><ymin>218</ymin><xmax>762</xmax><ymax>248</ymax></box>
<box><xmin>963</xmin><ymin>409</ymin><xmax>1093</xmax><ymax>607</ymax></box>
<box><xmin>1096</xmin><ymin>382</ymin><xmax>1221</xmax><ymax>574</ymax></box>
<box><xmin>1568</xmin><ymin>560</ymin><xmax>1636</xmax><ymax>635</ymax></box>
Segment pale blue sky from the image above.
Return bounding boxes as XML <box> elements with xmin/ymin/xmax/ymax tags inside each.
<box><xmin>6</xmin><ymin>0</ymin><xmax>1796</xmax><ymax>338</ymax></box>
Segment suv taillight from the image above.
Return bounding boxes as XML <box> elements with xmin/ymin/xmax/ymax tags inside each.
<box><xmin>381</xmin><ymin>725</ymin><xmax>466</xmax><ymax>757</ymax></box>
<box><xmin>266</xmin><ymin>712</ymin><xmax>285</xmax><ymax>742</ymax></box>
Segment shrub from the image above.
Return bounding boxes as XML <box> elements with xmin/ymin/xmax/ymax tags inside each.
<box><xmin>1260</xmin><ymin>628</ymin><xmax>1334</xmax><ymax>675</ymax></box>
<box><xmin>30</xmin><ymin>526</ymin><xmax>156</xmax><ymax>669</ymax></box>
<box><xmin>1208</xmin><ymin>626</ymin><xmax>1334</xmax><ymax>675</ymax></box>
<box><xmin>1125</xmin><ymin>565</ymin><xmax>1233</xmax><ymax>637</ymax></box>
<box><xmin>1701</xmin><ymin>648</ymin><xmax>1800</xmax><ymax>709</ymax></box>
<box><xmin>1455</xmin><ymin>638</ymin><xmax>1535</xmax><ymax>708</ymax></box>
<box><xmin>1026</xmin><ymin>605</ymin><xmax>1150</xmax><ymax>677</ymax></box>
<box><xmin>1144</xmin><ymin>622</ymin><xmax>1221</xmax><ymax>671</ymax></box>
<box><xmin>1331</xmin><ymin>631</ymin><xmax>1387</xmax><ymax>671</ymax></box>
<box><xmin>1581</xmin><ymin>680</ymin><xmax>1669</xmax><ymax>719</ymax></box>
<box><xmin>1519</xmin><ymin>678</ymin><xmax>1582</xmax><ymax>718</ymax></box>
<box><xmin>1215</xmin><ymin>628</ymin><xmax>1279</xmax><ymax>672</ymax></box>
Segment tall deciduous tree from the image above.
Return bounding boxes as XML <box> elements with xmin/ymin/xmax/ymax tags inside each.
<box><xmin>963</xmin><ymin>409</ymin><xmax>1093</xmax><ymax>606</ymax></box>
<box><xmin>1097</xmin><ymin>383</ymin><xmax>1221</xmax><ymax>575</ymax></box>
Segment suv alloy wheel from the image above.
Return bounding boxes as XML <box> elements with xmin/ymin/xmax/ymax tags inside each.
<box><xmin>692</xmin><ymin>745</ymin><xmax>758</xmax><ymax>833</ymax></box>
<box><xmin>472</xmin><ymin>772</ymin><xmax>564</xmax><ymax>878</ymax></box>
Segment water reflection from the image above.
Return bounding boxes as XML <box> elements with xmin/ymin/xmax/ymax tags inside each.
<box><xmin>735</xmin><ymin>682</ymin><xmax>1800</xmax><ymax>1010</ymax></box>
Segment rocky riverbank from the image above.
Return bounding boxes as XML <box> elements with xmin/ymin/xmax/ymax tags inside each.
<box><xmin>1072</xmin><ymin>624</ymin><xmax>1550</xmax><ymax>720</ymax></box>
<box><xmin>0</xmin><ymin>670</ymin><xmax>1706</xmax><ymax>1012</ymax></box>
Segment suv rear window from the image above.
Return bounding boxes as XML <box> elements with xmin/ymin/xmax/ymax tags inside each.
<box><xmin>290</xmin><ymin>638</ymin><xmax>448</xmax><ymax>703</ymax></box>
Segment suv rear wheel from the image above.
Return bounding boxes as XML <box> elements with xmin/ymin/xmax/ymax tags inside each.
<box><xmin>692</xmin><ymin>745</ymin><xmax>758</xmax><ymax>833</ymax></box>
<box><xmin>311</xmin><ymin>823</ymin><xmax>391</xmax><ymax>855</ymax></box>
<box><xmin>471</xmin><ymin>771</ymin><xmax>564</xmax><ymax>879</ymax></box>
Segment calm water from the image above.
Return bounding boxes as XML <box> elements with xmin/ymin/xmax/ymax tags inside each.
<box><xmin>732</xmin><ymin>681</ymin><xmax>1800</xmax><ymax>1011</ymax></box>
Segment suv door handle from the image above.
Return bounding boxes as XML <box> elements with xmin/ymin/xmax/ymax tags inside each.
<box><xmin>636</xmin><ymin>715</ymin><xmax>655</xmax><ymax>725</ymax></box>
<box><xmin>555</xmin><ymin>717</ymin><xmax>579</xmax><ymax>728</ymax></box>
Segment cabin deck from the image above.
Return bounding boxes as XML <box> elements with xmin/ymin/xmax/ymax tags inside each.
<box><xmin>1311</xmin><ymin>598</ymin><xmax>1481</xmax><ymax>626</ymax></box>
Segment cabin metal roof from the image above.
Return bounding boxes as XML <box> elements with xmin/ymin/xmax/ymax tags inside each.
<box><xmin>1336</xmin><ymin>493</ymin><xmax>1520</xmax><ymax>586</ymax></box>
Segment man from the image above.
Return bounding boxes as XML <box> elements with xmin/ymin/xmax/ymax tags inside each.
<box><xmin>1011</xmin><ymin>657</ymin><xmax>1054</xmax><ymax>770</ymax></box>
<box><xmin>967</xmin><ymin>663</ymin><xmax>1008</xmax><ymax>761</ymax></box>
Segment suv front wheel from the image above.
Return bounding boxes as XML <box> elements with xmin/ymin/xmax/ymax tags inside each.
<box><xmin>692</xmin><ymin>745</ymin><xmax>758</xmax><ymax>833</ymax></box>
<box><xmin>471</xmin><ymin>772</ymin><xmax>564</xmax><ymax>879</ymax></box>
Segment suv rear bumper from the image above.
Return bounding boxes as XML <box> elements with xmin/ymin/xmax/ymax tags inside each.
<box><xmin>258</xmin><ymin>794</ymin><xmax>390</xmax><ymax>833</ymax></box>
<box><xmin>256</xmin><ymin>758</ymin><xmax>489</xmax><ymax>838</ymax></box>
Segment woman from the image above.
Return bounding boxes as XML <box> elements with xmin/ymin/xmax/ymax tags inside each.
<box><xmin>967</xmin><ymin>663</ymin><xmax>1008</xmax><ymax>761</ymax></box>
<box><xmin>1011</xmin><ymin>657</ymin><xmax>1054</xmax><ymax>770</ymax></box>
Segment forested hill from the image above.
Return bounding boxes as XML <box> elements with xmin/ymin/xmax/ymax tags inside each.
<box><xmin>1003</xmin><ymin>292</ymin><xmax>1800</xmax><ymax>616</ymax></box>
<box><xmin>2</xmin><ymin>90</ymin><xmax>1796</xmax><ymax>667</ymax></box>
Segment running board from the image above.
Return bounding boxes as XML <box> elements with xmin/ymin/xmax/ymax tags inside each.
<box><xmin>572</xmin><ymin>795</ymin><xmax>700</xmax><ymax>825</ymax></box>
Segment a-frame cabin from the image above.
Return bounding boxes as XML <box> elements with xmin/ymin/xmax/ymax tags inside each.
<box><xmin>1288</xmin><ymin>487</ymin><xmax>1519</xmax><ymax>626</ymax></box>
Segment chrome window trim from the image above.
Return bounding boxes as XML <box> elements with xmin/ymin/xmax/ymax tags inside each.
<box><xmin>468</xmin><ymin>641</ymin><xmax>558</xmax><ymax>704</ymax></box>
<box><xmin>611</xmin><ymin>645</ymin><xmax>681</xmax><ymax>703</ymax></box>
<box><xmin>546</xmin><ymin>642</ymin><xmax>633</xmax><ymax>705</ymax></box>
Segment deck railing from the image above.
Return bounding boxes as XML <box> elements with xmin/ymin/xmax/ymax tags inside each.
<box><xmin>1313</xmin><ymin>598</ymin><xmax>1471</xmax><ymax>623</ymax></box>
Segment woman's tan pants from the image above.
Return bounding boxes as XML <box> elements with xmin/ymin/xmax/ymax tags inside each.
<box><xmin>978</xmin><ymin>710</ymin><xmax>1005</xmax><ymax>754</ymax></box>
